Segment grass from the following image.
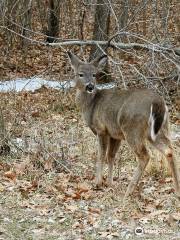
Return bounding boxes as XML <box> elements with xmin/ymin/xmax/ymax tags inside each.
<box><xmin>0</xmin><ymin>88</ymin><xmax>179</xmax><ymax>239</ymax></box>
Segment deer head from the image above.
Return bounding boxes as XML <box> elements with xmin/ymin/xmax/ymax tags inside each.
<box><xmin>67</xmin><ymin>51</ymin><xmax>107</xmax><ymax>93</ymax></box>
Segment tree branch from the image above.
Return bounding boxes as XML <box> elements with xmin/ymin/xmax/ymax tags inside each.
<box><xmin>1</xmin><ymin>25</ymin><xmax>180</xmax><ymax>56</ymax></box>
<box><xmin>48</xmin><ymin>40</ymin><xmax>180</xmax><ymax>56</ymax></box>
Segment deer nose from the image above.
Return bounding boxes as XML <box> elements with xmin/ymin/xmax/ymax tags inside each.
<box><xmin>85</xmin><ymin>83</ymin><xmax>94</xmax><ymax>93</ymax></box>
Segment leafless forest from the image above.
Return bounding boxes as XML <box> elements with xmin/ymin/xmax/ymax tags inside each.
<box><xmin>0</xmin><ymin>1</ymin><xmax>180</xmax><ymax>239</ymax></box>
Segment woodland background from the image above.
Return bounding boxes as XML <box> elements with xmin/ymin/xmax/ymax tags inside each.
<box><xmin>0</xmin><ymin>1</ymin><xmax>180</xmax><ymax>239</ymax></box>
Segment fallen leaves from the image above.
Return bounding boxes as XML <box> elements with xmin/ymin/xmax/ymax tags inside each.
<box><xmin>0</xmin><ymin>183</ymin><xmax>5</xmax><ymax>192</ymax></box>
<box><xmin>88</xmin><ymin>207</ymin><xmax>101</xmax><ymax>215</ymax></box>
<box><xmin>13</xmin><ymin>161</ymin><xmax>27</xmax><ymax>176</ymax></box>
<box><xmin>99</xmin><ymin>231</ymin><xmax>120</xmax><ymax>239</ymax></box>
<box><xmin>53</xmin><ymin>173</ymin><xmax>95</xmax><ymax>202</ymax></box>
<box><xmin>0</xmin><ymin>88</ymin><xmax>179</xmax><ymax>239</ymax></box>
<box><xmin>4</xmin><ymin>170</ymin><xmax>16</xmax><ymax>181</ymax></box>
<box><xmin>31</xmin><ymin>110</ymin><xmax>40</xmax><ymax>118</ymax></box>
<box><xmin>19</xmin><ymin>179</ymin><xmax>39</xmax><ymax>198</ymax></box>
<box><xmin>65</xmin><ymin>204</ymin><xmax>78</xmax><ymax>212</ymax></box>
<box><xmin>77</xmin><ymin>182</ymin><xmax>91</xmax><ymax>193</ymax></box>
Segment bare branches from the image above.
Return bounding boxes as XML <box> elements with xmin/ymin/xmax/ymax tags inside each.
<box><xmin>1</xmin><ymin>24</ymin><xmax>180</xmax><ymax>69</ymax></box>
<box><xmin>48</xmin><ymin>40</ymin><xmax>180</xmax><ymax>56</ymax></box>
<box><xmin>0</xmin><ymin>0</ymin><xmax>179</xmax><ymax>94</ymax></box>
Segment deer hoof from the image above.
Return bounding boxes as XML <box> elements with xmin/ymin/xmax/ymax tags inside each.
<box><xmin>105</xmin><ymin>179</ymin><xmax>114</xmax><ymax>188</ymax></box>
<box><xmin>93</xmin><ymin>179</ymin><xmax>103</xmax><ymax>190</ymax></box>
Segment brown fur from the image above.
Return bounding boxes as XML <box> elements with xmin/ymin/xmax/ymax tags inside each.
<box><xmin>68</xmin><ymin>52</ymin><xmax>180</xmax><ymax>198</ymax></box>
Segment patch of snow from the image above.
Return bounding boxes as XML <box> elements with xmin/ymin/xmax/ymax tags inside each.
<box><xmin>0</xmin><ymin>77</ymin><xmax>74</xmax><ymax>92</ymax></box>
<box><xmin>0</xmin><ymin>76</ymin><xmax>116</xmax><ymax>92</ymax></box>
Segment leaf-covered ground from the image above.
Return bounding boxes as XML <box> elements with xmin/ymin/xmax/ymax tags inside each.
<box><xmin>0</xmin><ymin>88</ymin><xmax>179</xmax><ymax>240</ymax></box>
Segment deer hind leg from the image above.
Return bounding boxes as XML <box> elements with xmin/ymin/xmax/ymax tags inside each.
<box><xmin>124</xmin><ymin>144</ymin><xmax>150</xmax><ymax>199</ymax></box>
<box><xmin>106</xmin><ymin>138</ymin><xmax>121</xmax><ymax>186</ymax></box>
<box><xmin>152</xmin><ymin>135</ymin><xmax>180</xmax><ymax>196</ymax></box>
<box><xmin>95</xmin><ymin>134</ymin><xmax>108</xmax><ymax>187</ymax></box>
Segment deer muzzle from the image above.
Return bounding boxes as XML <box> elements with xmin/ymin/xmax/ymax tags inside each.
<box><xmin>85</xmin><ymin>83</ymin><xmax>95</xmax><ymax>93</ymax></box>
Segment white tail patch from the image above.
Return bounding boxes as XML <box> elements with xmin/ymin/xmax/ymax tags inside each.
<box><xmin>163</xmin><ymin>105</ymin><xmax>168</xmax><ymax>125</ymax></box>
<box><xmin>149</xmin><ymin>104</ymin><xmax>168</xmax><ymax>142</ymax></box>
<box><xmin>149</xmin><ymin>104</ymin><xmax>156</xmax><ymax>141</ymax></box>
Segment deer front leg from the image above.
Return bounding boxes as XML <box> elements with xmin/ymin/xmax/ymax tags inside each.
<box><xmin>95</xmin><ymin>135</ymin><xmax>108</xmax><ymax>187</ymax></box>
<box><xmin>106</xmin><ymin>138</ymin><xmax>121</xmax><ymax>186</ymax></box>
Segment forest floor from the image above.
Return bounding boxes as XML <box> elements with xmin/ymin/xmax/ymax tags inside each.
<box><xmin>0</xmin><ymin>88</ymin><xmax>179</xmax><ymax>240</ymax></box>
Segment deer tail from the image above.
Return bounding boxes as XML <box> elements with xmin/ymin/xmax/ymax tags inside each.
<box><xmin>149</xmin><ymin>102</ymin><xmax>168</xmax><ymax>141</ymax></box>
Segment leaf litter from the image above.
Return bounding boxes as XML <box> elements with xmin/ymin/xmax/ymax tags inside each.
<box><xmin>0</xmin><ymin>89</ymin><xmax>179</xmax><ymax>239</ymax></box>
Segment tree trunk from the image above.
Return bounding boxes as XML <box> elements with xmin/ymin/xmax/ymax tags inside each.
<box><xmin>118</xmin><ymin>0</ymin><xmax>129</xmax><ymax>30</ymax></box>
<box><xmin>0</xmin><ymin>109</ymin><xmax>10</xmax><ymax>155</ymax></box>
<box><xmin>22</xmin><ymin>0</ymin><xmax>32</xmax><ymax>47</ymax></box>
<box><xmin>89</xmin><ymin>0</ymin><xmax>110</xmax><ymax>83</ymax></box>
<box><xmin>46</xmin><ymin>0</ymin><xmax>61</xmax><ymax>43</ymax></box>
<box><xmin>117</xmin><ymin>0</ymin><xmax>129</xmax><ymax>57</ymax></box>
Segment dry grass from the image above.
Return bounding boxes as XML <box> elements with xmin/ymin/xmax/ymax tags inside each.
<box><xmin>0</xmin><ymin>88</ymin><xmax>179</xmax><ymax>240</ymax></box>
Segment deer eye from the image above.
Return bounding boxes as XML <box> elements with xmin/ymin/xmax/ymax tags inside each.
<box><xmin>79</xmin><ymin>73</ymin><xmax>84</xmax><ymax>77</ymax></box>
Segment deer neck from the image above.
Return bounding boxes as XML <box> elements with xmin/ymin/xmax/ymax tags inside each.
<box><xmin>75</xmin><ymin>89</ymin><xmax>97</xmax><ymax>112</ymax></box>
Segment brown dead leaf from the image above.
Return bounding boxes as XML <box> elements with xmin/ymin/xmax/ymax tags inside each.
<box><xmin>65</xmin><ymin>204</ymin><xmax>78</xmax><ymax>212</ymax></box>
<box><xmin>87</xmin><ymin>215</ymin><xmax>95</xmax><ymax>225</ymax></box>
<box><xmin>81</xmin><ymin>190</ymin><xmax>94</xmax><ymax>200</ymax></box>
<box><xmin>44</xmin><ymin>158</ymin><xmax>53</xmax><ymax>170</ymax></box>
<box><xmin>72</xmin><ymin>222</ymin><xmax>84</xmax><ymax>229</ymax></box>
<box><xmin>70</xmin><ymin>183</ymin><xmax>93</xmax><ymax>200</ymax></box>
<box><xmin>56</xmin><ymin>192</ymin><xmax>64</xmax><ymax>199</ymax></box>
<box><xmin>14</xmin><ymin>162</ymin><xmax>26</xmax><ymax>175</ymax></box>
<box><xmin>4</xmin><ymin>170</ymin><xmax>16</xmax><ymax>181</ymax></box>
<box><xmin>55</xmin><ymin>182</ymin><xmax>67</xmax><ymax>192</ymax></box>
<box><xmin>19</xmin><ymin>188</ymin><xmax>29</xmax><ymax>199</ymax></box>
<box><xmin>31</xmin><ymin>110</ymin><xmax>40</xmax><ymax>118</ymax></box>
<box><xmin>64</xmin><ymin>188</ymin><xmax>76</xmax><ymax>198</ymax></box>
<box><xmin>72</xmin><ymin>191</ymin><xmax>81</xmax><ymax>200</ymax></box>
<box><xmin>88</xmin><ymin>207</ymin><xmax>101</xmax><ymax>214</ymax></box>
<box><xmin>31</xmin><ymin>179</ymin><xmax>38</xmax><ymax>189</ymax></box>
<box><xmin>77</xmin><ymin>182</ymin><xmax>91</xmax><ymax>193</ymax></box>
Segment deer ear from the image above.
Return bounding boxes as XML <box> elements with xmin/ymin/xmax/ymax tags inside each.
<box><xmin>91</xmin><ymin>54</ymin><xmax>108</xmax><ymax>68</ymax></box>
<box><xmin>67</xmin><ymin>51</ymin><xmax>83</xmax><ymax>70</ymax></box>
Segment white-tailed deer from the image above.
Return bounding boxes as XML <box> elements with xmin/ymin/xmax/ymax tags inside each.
<box><xmin>67</xmin><ymin>51</ymin><xmax>180</xmax><ymax>198</ymax></box>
